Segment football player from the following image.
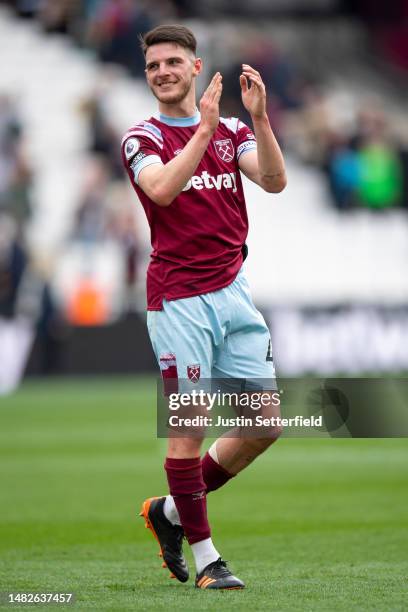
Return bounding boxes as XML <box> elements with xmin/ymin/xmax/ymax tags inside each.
<box><xmin>122</xmin><ymin>24</ymin><xmax>286</xmax><ymax>590</ymax></box>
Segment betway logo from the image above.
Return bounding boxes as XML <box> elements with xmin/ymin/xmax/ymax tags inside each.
<box><xmin>182</xmin><ymin>171</ymin><xmax>237</xmax><ymax>193</ymax></box>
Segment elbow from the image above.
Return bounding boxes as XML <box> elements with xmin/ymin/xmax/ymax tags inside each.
<box><xmin>151</xmin><ymin>187</ymin><xmax>173</xmax><ymax>207</ymax></box>
<box><xmin>272</xmin><ymin>175</ymin><xmax>287</xmax><ymax>193</ymax></box>
<box><xmin>263</xmin><ymin>173</ymin><xmax>287</xmax><ymax>193</ymax></box>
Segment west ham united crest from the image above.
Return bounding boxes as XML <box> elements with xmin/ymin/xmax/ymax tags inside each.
<box><xmin>214</xmin><ymin>139</ymin><xmax>234</xmax><ymax>162</ymax></box>
<box><xmin>187</xmin><ymin>364</ymin><xmax>200</xmax><ymax>382</ymax></box>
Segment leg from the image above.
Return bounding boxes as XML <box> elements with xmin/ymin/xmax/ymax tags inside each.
<box><xmin>208</xmin><ymin>426</ymin><xmax>282</xmax><ymax>475</ymax></box>
<box><xmin>162</xmin><ymin>434</ymin><xmax>244</xmax><ymax>588</ymax></box>
<box><xmin>165</xmin><ymin>435</ymin><xmax>222</xmax><ymax>572</ymax></box>
<box><xmin>143</xmin><ymin>286</ymin><xmax>251</xmax><ymax>588</ymax></box>
<box><xmin>143</xmin><ymin>296</ymin><xmax>243</xmax><ymax>587</ymax></box>
<box><xmin>141</xmin><ymin>430</ymin><xmax>219</xmax><ymax>583</ymax></box>
<box><xmin>202</xmin><ymin>390</ymin><xmax>283</xmax><ymax>490</ymax></box>
<box><xmin>167</xmin><ymin>436</ymin><xmax>203</xmax><ymax>458</ymax></box>
<box><xmin>165</xmin><ymin>434</ymin><xmax>209</xmax><ymax>549</ymax></box>
<box><xmin>207</xmin><ymin>267</ymin><xmax>281</xmax><ymax>485</ymax></box>
<box><xmin>142</xmin><ymin>296</ymin><xmax>215</xmax><ymax>582</ymax></box>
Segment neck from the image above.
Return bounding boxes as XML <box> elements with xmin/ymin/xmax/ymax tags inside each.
<box><xmin>158</xmin><ymin>101</ymin><xmax>198</xmax><ymax>118</ymax></box>
<box><xmin>158</xmin><ymin>88</ymin><xmax>197</xmax><ymax>118</ymax></box>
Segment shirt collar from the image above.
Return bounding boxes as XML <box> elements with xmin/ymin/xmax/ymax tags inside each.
<box><xmin>158</xmin><ymin>109</ymin><xmax>201</xmax><ymax>127</ymax></box>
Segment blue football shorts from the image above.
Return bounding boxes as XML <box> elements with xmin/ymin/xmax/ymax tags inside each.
<box><xmin>147</xmin><ymin>267</ymin><xmax>276</xmax><ymax>394</ymax></box>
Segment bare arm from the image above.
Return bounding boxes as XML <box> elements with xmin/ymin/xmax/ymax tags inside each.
<box><xmin>238</xmin><ymin>64</ymin><xmax>286</xmax><ymax>193</ymax></box>
<box><xmin>138</xmin><ymin>73</ymin><xmax>223</xmax><ymax>207</ymax></box>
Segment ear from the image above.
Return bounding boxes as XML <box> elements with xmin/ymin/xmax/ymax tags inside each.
<box><xmin>192</xmin><ymin>57</ymin><xmax>202</xmax><ymax>77</ymax></box>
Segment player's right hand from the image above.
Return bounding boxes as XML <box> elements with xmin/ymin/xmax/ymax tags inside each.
<box><xmin>199</xmin><ymin>72</ymin><xmax>222</xmax><ymax>134</ymax></box>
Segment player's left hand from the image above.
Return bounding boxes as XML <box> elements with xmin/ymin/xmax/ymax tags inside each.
<box><xmin>240</xmin><ymin>64</ymin><xmax>267</xmax><ymax>119</ymax></box>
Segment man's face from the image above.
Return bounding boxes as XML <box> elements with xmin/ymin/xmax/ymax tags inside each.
<box><xmin>145</xmin><ymin>43</ymin><xmax>200</xmax><ymax>105</ymax></box>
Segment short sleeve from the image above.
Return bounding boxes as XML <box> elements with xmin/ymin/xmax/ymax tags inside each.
<box><xmin>236</xmin><ymin>120</ymin><xmax>257</xmax><ymax>161</ymax></box>
<box><xmin>121</xmin><ymin>122</ymin><xmax>163</xmax><ymax>184</ymax></box>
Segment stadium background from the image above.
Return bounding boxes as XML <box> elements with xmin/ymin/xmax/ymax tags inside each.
<box><xmin>0</xmin><ymin>1</ymin><xmax>407</xmax><ymax>609</ymax></box>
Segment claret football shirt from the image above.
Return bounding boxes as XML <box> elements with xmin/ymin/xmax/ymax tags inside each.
<box><xmin>121</xmin><ymin>110</ymin><xmax>257</xmax><ymax>310</ymax></box>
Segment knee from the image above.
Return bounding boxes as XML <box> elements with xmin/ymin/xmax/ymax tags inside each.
<box><xmin>248</xmin><ymin>424</ymin><xmax>283</xmax><ymax>454</ymax></box>
<box><xmin>167</xmin><ymin>436</ymin><xmax>203</xmax><ymax>458</ymax></box>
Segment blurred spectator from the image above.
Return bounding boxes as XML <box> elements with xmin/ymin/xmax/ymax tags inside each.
<box><xmin>0</xmin><ymin>214</ymin><xmax>27</xmax><ymax>319</ymax></box>
<box><xmin>325</xmin><ymin>106</ymin><xmax>404</xmax><ymax>210</ymax></box>
<box><xmin>6</xmin><ymin>4</ymin><xmax>408</xmax><ymax>218</ymax></box>
<box><xmin>80</xmin><ymin>90</ymin><xmax>123</xmax><ymax>179</ymax></box>
<box><xmin>38</xmin><ymin>0</ymin><xmax>79</xmax><ymax>34</ymax></box>
<box><xmin>326</xmin><ymin>134</ymin><xmax>360</xmax><ymax>210</ymax></box>
<box><xmin>399</xmin><ymin>147</ymin><xmax>408</xmax><ymax>210</ymax></box>
<box><xmin>244</xmin><ymin>38</ymin><xmax>303</xmax><ymax>111</ymax></box>
<box><xmin>71</xmin><ymin>79</ymin><xmax>142</xmax><ymax>314</ymax></box>
<box><xmin>35</xmin><ymin>280</ymin><xmax>66</xmax><ymax>374</ymax></box>
<box><xmin>73</xmin><ymin>154</ymin><xmax>141</xmax><ymax>311</ymax></box>
<box><xmin>221</xmin><ymin>35</ymin><xmax>304</xmax><ymax>140</ymax></box>
<box><xmin>105</xmin><ymin>182</ymin><xmax>140</xmax><ymax>309</ymax></box>
<box><xmin>73</xmin><ymin>156</ymin><xmax>111</xmax><ymax>242</ymax></box>
<box><xmin>342</xmin><ymin>0</ymin><xmax>408</xmax><ymax>72</ymax></box>
<box><xmin>357</xmin><ymin>143</ymin><xmax>402</xmax><ymax>209</ymax></box>
<box><xmin>12</xmin><ymin>0</ymin><xmax>42</xmax><ymax>18</ymax></box>
<box><xmin>0</xmin><ymin>102</ymin><xmax>63</xmax><ymax>381</ymax></box>
<box><xmin>0</xmin><ymin>95</ymin><xmax>32</xmax><ymax>229</ymax></box>
<box><xmin>283</xmin><ymin>86</ymin><xmax>332</xmax><ymax>165</ymax></box>
<box><xmin>85</xmin><ymin>0</ymin><xmax>155</xmax><ymax>76</ymax></box>
<box><xmin>0</xmin><ymin>214</ymin><xmax>34</xmax><ymax>394</ymax></box>
<box><xmin>66</xmin><ymin>273</ymin><xmax>110</xmax><ymax>325</ymax></box>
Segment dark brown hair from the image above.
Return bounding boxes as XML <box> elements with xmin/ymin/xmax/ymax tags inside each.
<box><xmin>140</xmin><ymin>24</ymin><xmax>197</xmax><ymax>56</ymax></box>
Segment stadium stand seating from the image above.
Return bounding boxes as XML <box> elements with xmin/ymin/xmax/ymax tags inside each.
<box><xmin>0</xmin><ymin>5</ymin><xmax>407</xmax><ymax>312</ymax></box>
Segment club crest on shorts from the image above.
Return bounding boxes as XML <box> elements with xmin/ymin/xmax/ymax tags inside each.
<box><xmin>214</xmin><ymin>139</ymin><xmax>234</xmax><ymax>162</ymax></box>
<box><xmin>187</xmin><ymin>364</ymin><xmax>200</xmax><ymax>383</ymax></box>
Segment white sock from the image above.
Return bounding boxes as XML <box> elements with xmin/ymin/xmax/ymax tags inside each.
<box><xmin>191</xmin><ymin>538</ymin><xmax>220</xmax><ymax>574</ymax></box>
<box><xmin>163</xmin><ymin>495</ymin><xmax>181</xmax><ymax>526</ymax></box>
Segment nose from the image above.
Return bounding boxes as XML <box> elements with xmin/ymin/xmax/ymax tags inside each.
<box><xmin>157</xmin><ymin>62</ymin><xmax>171</xmax><ymax>78</ymax></box>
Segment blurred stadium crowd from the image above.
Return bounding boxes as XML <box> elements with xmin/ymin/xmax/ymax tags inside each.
<box><xmin>0</xmin><ymin>0</ymin><xmax>408</xmax><ymax>386</ymax></box>
<box><xmin>3</xmin><ymin>1</ymin><xmax>407</xmax><ymax>216</ymax></box>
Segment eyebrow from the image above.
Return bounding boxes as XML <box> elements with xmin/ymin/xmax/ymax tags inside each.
<box><xmin>146</xmin><ymin>56</ymin><xmax>184</xmax><ymax>69</ymax></box>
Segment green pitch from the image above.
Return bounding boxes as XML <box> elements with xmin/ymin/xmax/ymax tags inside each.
<box><xmin>0</xmin><ymin>377</ymin><xmax>407</xmax><ymax>611</ymax></box>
